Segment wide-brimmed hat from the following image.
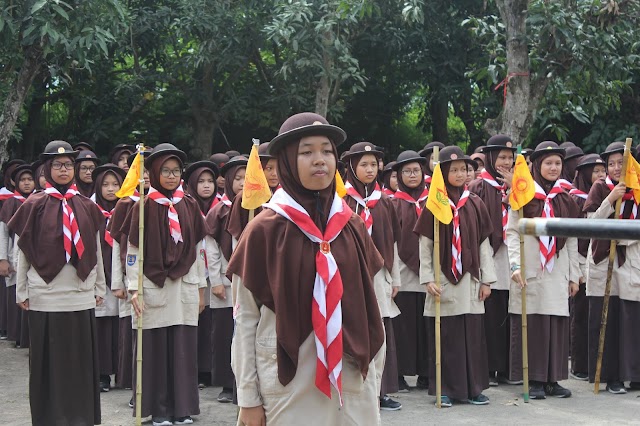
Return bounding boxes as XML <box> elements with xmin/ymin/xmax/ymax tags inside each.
<box><xmin>183</xmin><ymin>160</ymin><xmax>220</xmax><ymax>183</ymax></box>
<box><xmin>601</xmin><ymin>141</ymin><xmax>625</xmax><ymax>159</ymax></box>
<box><xmin>392</xmin><ymin>150</ymin><xmax>427</xmax><ymax>171</ymax></box>
<box><xmin>126</xmin><ymin>146</ymin><xmax>154</xmax><ymax>168</ymax></box>
<box><xmin>39</xmin><ymin>140</ymin><xmax>79</xmax><ymax>161</ymax></box>
<box><xmin>209</xmin><ymin>153</ymin><xmax>230</xmax><ymax>168</ymax></box>
<box><xmin>10</xmin><ymin>164</ymin><xmax>34</xmax><ymax>182</ymax></box>
<box><xmin>91</xmin><ymin>163</ymin><xmax>127</xmax><ymax>182</ymax></box>
<box><xmin>559</xmin><ymin>141</ymin><xmax>576</xmax><ymax>149</ymax></box>
<box><xmin>220</xmin><ymin>155</ymin><xmax>248</xmax><ymax>176</ymax></box>
<box><xmin>73</xmin><ymin>142</ymin><xmax>94</xmax><ymax>151</ymax></box>
<box><xmin>2</xmin><ymin>159</ymin><xmax>26</xmax><ymax>174</ymax></box>
<box><xmin>529</xmin><ymin>141</ymin><xmax>566</xmax><ymax>162</ymax></box>
<box><xmin>342</xmin><ymin>141</ymin><xmax>383</xmax><ymax>161</ymax></box>
<box><xmin>521</xmin><ymin>148</ymin><xmax>533</xmax><ymax>157</ymax></box>
<box><xmin>76</xmin><ymin>150</ymin><xmax>100</xmax><ymax>164</ymax></box>
<box><xmin>564</xmin><ymin>145</ymin><xmax>584</xmax><ymax>161</ymax></box>
<box><xmin>109</xmin><ymin>144</ymin><xmax>135</xmax><ymax>159</ymax></box>
<box><xmin>258</xmin><ymin>142</ymin><xmax>274</xmax><ymax>161</ymax></box>
<box><xmin>438</xmin><ymin>146</ymin><xmax>476</xmax><ymax>167</ymax></box>
<box><xmin>225</xmin><ymin>150</ymin><xmax>241</xmax><ymax>158</ymax></box>
<box><xmin>481</xmin><ymin>134</ymin><xmax>516</xmax><ymax>152</ymax></box>
<box><xmin>418</xmin><ymin>141</ymin><xmax>445</xmax><ymax>158</ymax></box>
<box><xmin>144</xmin><ymin>143</ymin><xmax>187</xmax><ymax>168</ymax></box>
<box><xmin>576</xmin><ymin>153</ymin><xmax>605</xmax><ymax>170</ymax></box>
<box><xmin>382</xmin><ymin>161</ymin><xmax>396</xmax><ymax>175</ymax></box>
<box><xmin>268</xmin><ymin>112</ymin><xmax>347</xmax><ymax>156</ymax></box>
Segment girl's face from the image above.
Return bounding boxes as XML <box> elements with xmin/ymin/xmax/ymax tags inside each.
<box><xmin>38</xmin><ymin>169</ymin><xmax>46</xmax><ymax>189</ymax></box>
<box><xmin>494</xmin><ymin>149</ymin><xmax>514</xmax><ymax>174</ymax></box>
<box><xmin>232</xmin><ymin>167</ymin><xmax>246</xmax><ymax>194</ymax></box>
<box><xmin>389</xmin><ymin>171</ymin><xmax>398</xmax><ymax>191</ymax></box>
<box><xmin>18</xmin><ymin>173</ymin><xmax>35</xmax><ymax>194</ymax></box>
<box><xmin>607</xmin><ymin>153</ymin><xmax>623</xmax><ymax>181</ymax></box>
<box><xmin>51</xmin><ymin>156</ymin><xmax>74</xmax><ymax>185</ymax></box>
<box><xmin>540</xmin><ymin>155</ymin><xmax>563</xmax><ymax>182</ymax></box>
<box><xmin>400</xmin><ymin>161</ymin><xmax>423</xmax><ymax>189</ymax></box>
<box><xmin>118</xmin><ymin>153</ymin><xmax>131</xmax><ymax>171</ymax></box>
<box><xmin>591</xmin><ymin>164</ymin><xmax>606</xmax><ymax>184</ymax></box>
<box><xmin>101</xmin><ymin>172</ymin><xmax>121</xmax><ymax>201</ymax></box>
<box><xmin>78</xmin><ymin>160</ymin><xmax>95</xmax><ymax>184</ymax></box>
<box><xmin>197</xmin><ymin>171</ymin><xmax>215</xmax><ymax>199</ymax></box>
<box><xmin>263</xmin><ymin>159</ymin><xmax>279</xmax><ymax>189</ymax></box>
<box><xmin>297</xmin><ymin>136</ymin><xmax>336</xmax><ymax>191</ymax></box>
<box><xmin>465</xmin><ymin>163</ymin><xmax>475</xmax><ymax>185</ymax></box>
<box><xmin>355</xmin><ymin>154</ymin><xmax>379</xmax><ymax>185</ymax></box>
<box><xmin>447</xmin><ymin>160</ymin><xmax>467</xmax><ymax>187</ymax></box>
<box><xmin>158</xmin><ymin>158</ymin><xmax>182</xmax><ymax>191</ymax></box>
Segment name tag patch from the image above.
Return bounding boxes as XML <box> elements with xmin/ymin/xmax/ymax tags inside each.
<box><xmin>127</xmin><ymin>254</ymin><xmax>136</xmax><ymax>266</ymax></box>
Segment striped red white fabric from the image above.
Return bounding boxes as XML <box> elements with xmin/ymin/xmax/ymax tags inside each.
<box><xmin>147</xmin><ymin>184</ymin><xmax>185</xmax><ymax>244</ymax></box>
<box><xmin>91</xmin><ymin>198</ymin><xmax>114</xmax><ymax>247</ymax></box>
<box><xmin>569</xmin><ymin>188</ymin><xmax>588</xmax><ymax>200</ymax></box>
<box><xmin>557</xmin><ymin>179</ymin><xmax>573</xmax><ymax>190</ymax></box>
<box><xmin>450</xmin><ymin>189</ymin><xmax>470</xmax><ymax>281</ymax></box>
<box><xmin>480</xmin><ymin>169</ymin><xmax>508</xmax><ymax>241</ymax></box>
<box><xmin>210</xmin><ymin>192</ymin><xmax>223</xmax><ymax>209</ymax></box>
<box><xmin>424</xmin><ymin>174</ymin><xmax>432</xmax><ymax>185</ymax></box>
<box><xmin>12</xmin><ymin>190</ymin><xmax>26</xmax><ymax>203</ymax></box>
<box><xmin>0</xmin><ymin>187</ymin><xmax>14</xmax><ymax>201</ymax></box>
<box><xmin>345</xmin><ymin>182</ymin><xmax>381</xmax><ymax>235</ymax></box>
<box><xmin>44</xmin><ymin>183</ymin><xmax>84</xmax><ymax>261</ymax></box>
<box><xmin>382</xmin><ymin>187</ymin><xmax>395</xmax><ymax>198</ymax></box>
<box><xmin>219</xmin><ymin>193</ymin><xmax>232</xmax><ymax>207</ymax></box>
<box><xmin>394</xmin><ymin>188</ymin><xmax>429</xmax><ymax>216</ymax></box>
<box><xmin>533</xmin><ymin>181</ymin><xmax>564</xmax><ymax>272</ymax></box>
<box><xmin>264</xmin><ymin>188</ymin><xmax>352</xmax><ymax>404</ymax></box>
<box><xmin>605</xmin><ymin>176</ymin><xmax>638</xmax><ymax>219</ymax></box>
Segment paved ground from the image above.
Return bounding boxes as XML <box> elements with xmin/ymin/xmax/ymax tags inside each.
<box><xmin>1</xmin><ymin>339</ymin><xmax>639</xmax><ymax>425</ymax></box>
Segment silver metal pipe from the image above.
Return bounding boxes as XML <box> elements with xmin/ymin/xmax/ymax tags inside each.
<box><xmin>518</xmin><ymin>218</ymin><xmax>640</xmax><ymax>240</ymax></box>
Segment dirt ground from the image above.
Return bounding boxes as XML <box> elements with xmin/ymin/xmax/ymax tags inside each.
<box><xmin>1</xmin><ymin>339</ymin><xmax>639</xmax><ymax>425</ymax></box>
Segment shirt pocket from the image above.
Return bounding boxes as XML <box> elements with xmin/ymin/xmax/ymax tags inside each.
<box><xmin>78</xmin><ymin>266</ymin><xmax>98</xmax><ymax>292</ymax></box>
<box><xmin>180</xmin><ymin>280</ymin><xmax>199</xmax><ymax>304</ymax></box>
<box><xmin>142</xmin><ymin>280</ymin><xmax>167</xmax><ymax>308</ymax></box>
<box><xmin>342</xmin><ymin>355</ymin><xmax>365</xmax><ymax>395</ymax></box>
<box><xmin>255</xmin><ymin>336</ymin><xmax>290</xmax><ymax>397</ymax></box>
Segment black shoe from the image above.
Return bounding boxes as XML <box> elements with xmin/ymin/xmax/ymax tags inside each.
<box><xmin>379</xmin><ymin>395</ymin><xmax>402</xmax><ymax>411</ymax></box>
<box><xmin>0</xmin><ymin>330</ymin><xmax>7</xmax><ymax>340</ymax></box>
<box><xmin>397</xmin><ymin>376</ymin><xmax>410</xmax><ymax>393</ymax></box>
<box><xmin>629</xmin><ymin>382</ymin><xmax>640</xmax><ymax>390</ymax></box>
<box><xmin>128</xmin><ymin>398</ymin><xmax>134</xmax><ymax>408</ymax></box>
<box><xmin>197</xmin><ymin>372</ymin><xmax>211</xmax><ymax>389</ymax></box>
<box><xmin>489</xmin><ymin>372</ymin><xmax>498</xmax><ymax>387</ymax></box>
<box><xmin>174</xmin><ymin>416</ymin><xmax>194</xmax><ymax>425</ymax></box>
<box><xmin>544</xmin><ymin>382</ymin><xmax>572</xmax><ymax>398</ymax></box>
<box><xmin>606</xmin><ymin>381</ymin><xmax>627</xmax><ymax>394</ymax></box>
<box><xmin>217</xmin><ymin>387</ymin><xmax>233</xmax><ymax>403</ymax></box>
<box><xmin>152</xmin><ymin>418</ymin><xmax>172</xmax><ymax>426</ymax></box>
<box><xmin>529</xmin><ymin>381</ymin><xmax>546</xmax><ymax>399</ymax></box>
<box><xmin>99</xmin><ymin>376</ymin><xmax>110</xmax><ymax>393</ymax></box>
<box><xmin>570</xmin><ymin>371</ymin><xmax>588</xmax><ymax>381</ymax></box>
<box><xmin>468</xmin><ymin>393</ymin><xmax>490</xmax><ymax>405</ymax></box>
<box><xmin>416</xmin><ymin>375</ymin><xmax>429</xmax><ymax>390</ymax></box>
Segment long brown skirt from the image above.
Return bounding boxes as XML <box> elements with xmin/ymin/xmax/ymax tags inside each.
<box><xmin>393</xmin><ymin>292</ymin><xmax>429</xmax><ymax>377</ymax></box>
<box><xmin>484</xmin><ymin>289</ymin><xmax>510</xmax><ymax>375</ymax></box>
<box><xmin>29</xmin><ymin>309</ymin><xmax>101</xmax><ymax>426</ymax></box>
<box><xmin>588</xmin><ymin>296</ymin><xmax>621</xmax><ymax>383</ymax></box>
<box><xmin>116</xmin><ymin>316</ymin><xmax>133</xmax><ymax>389</ymax></box>
<box><xmin>0</xmin><ymin>277</ymin><xmax>7</xmax><ymax>333</ymax></box>
<box><xmin>197</xmin><ymin>308</ymin><xmax>213</xmax><ymax>373</ymax></box>
<box><xmin>510</xmin><ymin>314</ymin><xmax>569</xmax><ymax>383</ymax></box>
<box><xmin>570</xmin><ymin>283</ymin><xmax>589</xmax><ymax>374</ymax></box>
<box><xmin>427</xmin><ymin>314</ymin><xmax>489</xmax><ymax>401</ymax></box>
<box><xmin>211</xmin><ymin>307</ymin><xmax>235</xmax><ymax>388</ymax></box>
<box><xmin>380</xmin><ymin>317</ymin><xmax>399</xmax><ymax>396</ymax></box>
<box><xmin>6</xmin><ymin>285</ymin><xmax>21</xmax><ymax>342</ymax></box>
<box><xmin>619</xmin><ymin>299</ymin><xmax>640</xmax><ymax>382</ymax></box>
<box><xmin>96</xmin><ymin>316</ymin><xmax>119</xmax><ymax>376</ymax></box>
<box><xmin>132</xmin><ymin>325</ymin><xmax>200</xmax><ymax>418</ymax></box>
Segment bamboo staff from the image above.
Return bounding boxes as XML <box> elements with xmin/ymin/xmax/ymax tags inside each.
<box><xmin>433</xmin><ymin>146</ymin><xmax>442</xmax><ymax>409</ymax></box>
<box><xmin>518</xmin><ymin>207</ymin><xmax>529</xmax><ymax>403</ymax></box>
<box><xmin>594</xmin><ymin>137</ymin><xmax>632</xmax><ymax>393</ymax></box>
<box><xmin>135</xmin><ymin>145</ymin><xmax>146</xmax><ymax>425</ymax></box>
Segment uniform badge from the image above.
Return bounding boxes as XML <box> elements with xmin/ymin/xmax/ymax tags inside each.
<box><xmin>200</xmin><ymin>249</ymin><xmax>205</xmax><ymax>259</ymax></box>
<box><xmin>127</xmin><ymin>254</ymin><xmax>136</xmax><ymax>266</ymax></box>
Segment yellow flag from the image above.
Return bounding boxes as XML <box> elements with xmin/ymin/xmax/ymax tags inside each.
<box><xmin>625</xmin><ymin>154</ymin><xmax>640</xmax><ymax>201</ymax></box>
<box><xmin>426</xmin><ymin>163</ymin><xmax>453</xmax><ymax>224</ymax></box>
<box><xmin>335</xmin><ymin>170</ymin><xmax>347</xmax><ymax>198</ymax></box>
<box><xmin>241</xmin><ymin>143</ymin><xmax>272</xmax><ymax>210</ymax></box>
<box><xmin>509</xmin><ymin>154</ymin><xmax>536</xmax><ymax>210</ymax></box>
<box><xmin>116</xmin><ymin>152</ymin><xmax>141</xmax><ymax>198</ymax></box>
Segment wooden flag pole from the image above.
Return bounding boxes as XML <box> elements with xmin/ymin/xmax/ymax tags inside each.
<box><xmin>135</xmin><ymin>145</ymin><xmax>145</xmax><ymax>425</ymax></box>
<box><xmin>594</xmin><ymin>137</ymin><xmax>632</xmax><ymax>393</ymax></box>
<box><xmin>518</xmin><ymin>207</ymin><xmax>529</xmax><ymax>403</ymax></box>
<box><xmin>433</xmin><ymin>147</ymin><xmax>442</xmax><ymax>409</ymax></box>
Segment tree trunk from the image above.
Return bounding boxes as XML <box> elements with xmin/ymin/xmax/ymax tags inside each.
<box><xmin>190</xmin><ymin>63</ymin><xmax>218</xmax><ymax>160</ymax></box>
<box><xmin>315</xmin><ymin>30</ymin><xmax>334</xmax><ymax>118</ymax></box>
<box><xmin>429</xmin><ymin>89</ymin><xmax>449</xmax><ymax>143</ymax></box>
<box><xmin>0</xmin><ymin>45</ymin><xmax>43</xmax><ymax>166</ymax></box>
<box><xmin>19</xmin><ymin>73</ymin><xmax>47</xmax><ymax>161</ymax></box>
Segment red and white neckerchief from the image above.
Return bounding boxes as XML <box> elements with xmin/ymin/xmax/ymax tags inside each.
<box><xmin>147</xmin><ymin>184</ymin><xmax>185</xmax><ymax>244</ymax></box>
<box><xmin>382</xmin><ymin>187</ymin><xmax>395</xmax><ymax>198</ymax></box>
<box><xmin>533</xmin><ymin>181</ymin><xmax>564</xmax><ymax>272</ymax></box>
<box><xmin>345</xmin><ymin>182</ymin><xmax>381</xmax><ymax>235</ymax></box>
<box><xmin>424</xmin><ymin>174</ymin><xmax>432</xmax><ymax>185</ymax></box>
<box><xmin>210</xmin><ymin>192</ymin><xmax>223</xmax><ymax>209</ymax></box>
<box><xmin>92</xmin><ymin>199</ymin><xmax>114</xmax><ymax>247</ymax></box>
<box><xmin>219</xmin><ymin>193</ymin><xmax>232</xmax><ymax>207</ymax></box>
<box><xmin>44</xmin><ymin>183</ymin><xmax>84</xmax><ymax>261</ymax></box>
<box><xmin>12</xmin><ymin>190</ymin><xmax>26</xmax><ymax>203</ymax></box>
<box><xmin>450</xmin><ymin>189</ymin><xmax>470</xmax><ymax>281</ymax></box>
<box><xmin>0</xmin><ymin>187</ymin><xmax>14</xmax><ymax>201</ymax></box>
<box><xmin>605</xmin><ymin>176</ymin><xmax>638</xmax><ymax>219</ymax></box>
<box><xmin>557</xmin><ymin>179</ymin><xmax>573</xmax><ymax>191</ymax></box>
<box><xmin>264</xmin><ymin>188</ymin><xmax>352</xmax><ymax>405</ymax></box>
<box><xmin>394</xmin><ymin>188</ymin><xmax>429</xmax><ymax>216</ymax></box>
<box><xmin>480</xmin><ymin>169</ymin><xmax>508</xmax><ymax>241</ymax></box>
<box><xmin>569</xmin><ymin>188</ymin><xmax>588</xmax><ymax>200</ymax></box>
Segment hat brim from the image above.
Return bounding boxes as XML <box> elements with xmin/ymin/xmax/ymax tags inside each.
<box><xmin>341</xmin><ymin>149</ymin><xmax>383</xmax><ymax>161</ymax></box>
<box><xmin>392</xmin><ymin>156</ymin><xmax>427</xmax><ymax>171</ymax></box>
<box><xmin>529</xmin><ymin>148</ymin><xmax>565</xmax><ymax>162</ymax></box>
<box><xmin>184</xmin><ymin>160</ymin><xmax>220</xmax><ymax>182</ymax></box>
<box><xmin>601</xmin><ymin>147</ymin><xmax>625</xmax><ymax>158</ymax></box>
<box><xmin>91</xmin><ymin>164</ymin><xmax>127</xmax><ymax>182</ymax></box>
<box><xmin>268</xmin><ymin>124</ymin><xmax>347</xmax><ymax>155</ymax></box>
<box><xmin>11</xmin><ymin>165</ymin><xmax>34</xmax><ymax>182</ymax></box>
<box><xmin>439</xmin><ymin>156</ymin><xmax>477</xmax><ymax>167</ymax></box>
<box><xmin>144</xmin><ymin>149</ymin><xmax>187</xmax><ymax>168</ymax></box>
<box><xmin>481</xmin><ymin>145</ymin><xmax>517</xmax><ymax>153</ymax></box>
<box><xmin>564</xmin><ymin>153</ymin><xmax>584</xmax><ymax>161</ymax></box>
<box><xmin>220</xmin><ymin>158</ymin><xmax>248</xmax><ymax>176</ymax></box>
<box><xmin>39</xmin><ymin>150</ymin><xmax>80</xmax><ymax>161</ymax></box>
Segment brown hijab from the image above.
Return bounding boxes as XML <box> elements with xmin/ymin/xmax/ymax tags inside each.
<box><xmin>126</xmin><ymin>154</ymin><xmax>207</xmax><ymax>287</ymax></box>
<box><xmin>94</xmin><ymin>169</ymin><xmax>124</xmax><ymax>287</ymax></box>
<box><xmin>226</xmin><ymin>139</ymin><xmax>384</xmax><ymax>387</ymax></box>
<box><xmin>74</xmin><ymin>160</ymin><xmax>96</xmax><ymax>197</ymax></box>
<box><xmin>8</xmin><ymin>158</ymin><xmax>103</xmax><ymax>283</ymax></box>
<box><xmin>392</xmin><ymin>163</ymin><xmax>427</xmax><ymax>275</ymax></box>
<box><xmin>345</xmin><ymin>154</ymin><xmax>399</xmax><ymax>271</ymax></box>
<box><xmin>206</xmin><ymin>164</ymin><xmax>245</xmax><ymax>261</ymax></box>
<box><xmin>0</xmin><ymin>168</ymin><xmax>34</xmax><ymax>230</ymax></box>
<box><xmin>414</xmin><ymin>162</ymin><xmax>493</xmax><ymax>284</ymax></box>
<box><xmin>522</xmin><ymin>153</ymin><xmax>581</xmax><ymax>252</ymax></box>
<box><xmin>225</xmin><ymin>190</ymin><xmax>263</xmax><ymax>241</ymax></box>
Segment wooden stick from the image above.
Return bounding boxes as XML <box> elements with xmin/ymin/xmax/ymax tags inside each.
<box><xmin>135</xmin><ymin>146</ymin><xmax>145</xmax><ymax>425</ymax></box>
<box><xmin>594</xmin><ymin>137</ymin><xmax>632</xmax><ymax>393</ymax></box>
<box><xmin>433</xmin><ymin>147</ymin><xmax>442</xmax><ymax>408</ymax></box>
<box><xmin>519</xmin><ymin>208</ymin><xmax>529</xmax><ymax>403</ymax></box>
<box><xmin>248</xmin><ymin>209</ymin><xmax>255</xmax><ymax>222</ymax></box>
